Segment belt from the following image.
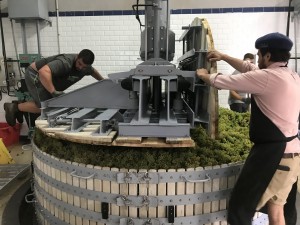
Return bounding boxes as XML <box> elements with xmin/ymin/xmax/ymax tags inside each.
<box><xmin>282</xmin><ymin>153</ymin><xmax>300</xmax><ymax>158</ymax></box>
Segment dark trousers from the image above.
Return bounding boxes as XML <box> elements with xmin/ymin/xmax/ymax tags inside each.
<box><xmin>230</xmin><ymin>103</ymin><xmax>249</xmax><ymax>113</ymax></box>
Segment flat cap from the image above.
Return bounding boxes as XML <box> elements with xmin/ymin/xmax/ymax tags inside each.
<box><xmin>255</xmin><ymin>32</ymin><xmax>293</xmax><ymax>51</ymax></box>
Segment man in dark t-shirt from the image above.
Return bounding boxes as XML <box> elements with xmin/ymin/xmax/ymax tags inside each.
<box><xmin>4</xmin><ymin>49</ymin><xmax>104</xmax><ymax>126</ymax></box>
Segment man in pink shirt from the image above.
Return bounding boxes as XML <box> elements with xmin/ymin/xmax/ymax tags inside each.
<box><xmin>197</xmin><ymin>32</ymin><xmax>300</xmax><ymax>225</ymax></box>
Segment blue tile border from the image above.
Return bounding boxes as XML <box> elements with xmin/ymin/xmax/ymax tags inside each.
<box><xmin>0</xmin><ymin>6</ymin><xmax>293</xmax><ymax>18</ymax></box>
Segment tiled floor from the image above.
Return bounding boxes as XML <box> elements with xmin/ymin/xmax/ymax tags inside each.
<box><xmin>1</xmin><ymin>143</ymin><xmax>300</xmax><ymax>225</ymax></box>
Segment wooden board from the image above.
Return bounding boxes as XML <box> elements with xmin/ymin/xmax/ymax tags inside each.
<box><xmin>35</xmin><ymin>119</ymin><xmax>195</xmax><ymax>148</ymax></box>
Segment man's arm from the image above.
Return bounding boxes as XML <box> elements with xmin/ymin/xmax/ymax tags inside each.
<box><xmin>38</xmin><ymin>65</ymin><xmax>56</xmax><ymax>94</ymax></box>
<box><xmin>207</xmin><ymin>50</ymin><xmax>245</xmax><ymax>72</ymax></box>
<box><xmin>230</xmin><ymin>90</ymin><xmax>243</xmax><ymax>100</ymax></box>
<box><xmin>91</xmin><ymin>68</ymin><xmax>104</xmax><ymax>81</ymax></box>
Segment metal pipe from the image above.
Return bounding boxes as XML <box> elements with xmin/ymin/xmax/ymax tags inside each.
<box><xmin>56</xmin><ymin>0</ymin><xmax>61</xmax><ymax>53</ymax></box>
<box><xmin>10</xmin><ymin>19</ymin><xmax>22</xmax><ymax>78</ymax></box>
<box><xmin>21</xmin><ymin>21</ymin><xmax>28</xmax><ymax>53</ymax></box>
<box><xmin>287</xmin><ymin>0</ymin><xmax>292</xmax><ymax>36</ymax></box>
<box><xmin>0</xmin><ymin>1</ymin><xmax>9</xmax><ymax>92</ymax></box>
<box><xmin>36</xmin><ymin>20</ymin><xmax>41</xmax><ymax>55</ymax></box>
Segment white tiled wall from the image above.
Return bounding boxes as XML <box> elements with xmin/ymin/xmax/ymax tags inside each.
<box><xmin>0</xmin><ymin>11</ymin><xmax>299</xmax><ymax>123</ymax></box>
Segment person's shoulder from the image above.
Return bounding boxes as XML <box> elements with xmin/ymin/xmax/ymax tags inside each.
<box><xmin>61</xmin><ymin>54</ymin><xmax>76</xmax><ymax>59</ymax></box>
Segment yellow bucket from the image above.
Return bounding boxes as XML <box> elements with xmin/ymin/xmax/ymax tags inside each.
<box><xmin>0</xmin><ymin>138</ymin><xmax>15</xmax><ymax>164</ymax></box>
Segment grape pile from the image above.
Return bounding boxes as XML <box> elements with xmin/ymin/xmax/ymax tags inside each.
<box><xmin>34</xmin><ymin>107</ymin><xmax>251</xmax><ymax>169</ymax></box>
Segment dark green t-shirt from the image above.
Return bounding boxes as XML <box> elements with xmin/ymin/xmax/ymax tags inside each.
<box><xmin>35</xmin><ymin>54</ymin><xmax>94</xmax><ymax>91</ymax></box>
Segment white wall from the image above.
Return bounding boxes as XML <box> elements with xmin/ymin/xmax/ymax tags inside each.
<box><xmin>0</xmin><ymin>4</ymin><xmax>299</xmax><ymax>124</ymax></box>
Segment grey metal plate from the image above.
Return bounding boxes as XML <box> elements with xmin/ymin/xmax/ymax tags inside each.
<box><xmin>0</xmin><ymin>164</ymin><xmax>31</xmax><ymax>192</ymax></box>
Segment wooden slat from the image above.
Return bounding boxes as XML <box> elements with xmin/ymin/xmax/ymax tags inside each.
<box><xmin>139</xmin><ymin>169</ymin><xmax>148</xmax><ymax>218</ymax></box>
<box><xmin>111</xmin><ymin>167</ymin><xmax>120</xmax><ymax>216</ymax></box>
<box><xmin>167</xmin><ymin>168</ymin><xmax>176</xmax><ymax>220</ymax></box>
<box><xmin>212</xmin><ymin>165</ymin><xmax>221</xmax><ymax>225</ymax></box>
<box><xmin>45</xmin><ymin>159</ymin><xmax>51</xmax><ymax>219</ymax></box>
<box><xmin>119</xmin><ymin>168</ymin><xmax>129</xmax><ymax>217</ymax></box>
<box><xmin>194</xmin><ymin>167</ymin><xmax>204</xmax><ymax>216</ymax></box>
<box><xmin>66</xmin><ymin>161</ymin><xmax>75</xmax><ymax>225</ymax></box>
<box><xmin>185</xmin><ymin>168</ymin><xmax>194</xmax><ymax>217</ymax></box>
<box><xmin>78</xmin><ymin>163</ymin><xmax>89</xmax><ymax>225</ymax></box>
<box><xmin>60</xmin><ymin>159</ymin><xmax>70</xmax><ymax>224</ymax></box>
<box><xmin>54</xmin><ymin>159</ymin><xmax>64</xmax><ymax>221</ymax></box>
<box><xmin>115</xmin><ymin>136</ymin><xmax>142</xmax><ymax>144</ymax></box>
<box><xmin>176</xmin><ymin>168</ymin><xmax>185</xmax><ymax>217</ymax></box>
<box><xmin>128</xmin><ymin>169</ymin><xmax>138</xmax><ymax>218</ymax></box>
<box><xmin>50</xmin><ymin>157</ymin><xmax>56</xmax><ymax>216</ymax></box>
<box><xmin>220</xmin><ymin>164</ymin><xmax>229</xmax><ymax>225</ymax></box>
<box><xmin>94</xmin><ymin>166</ymin><xmax>104</xmax><ymax>225</ymax></box>
<box><xmin>102</xmin><ymin>166</ymin><xmax>111</xmax><ymax>222</ymax></box>
<box><xmin>148</xmin><ymin>169</ymin><xmax>157</xmax><ymax>218</ymax></box>
<box><xmin>35</xmin><ymin>120</ymin><xmax>195</xmax><ymax>148</ymax></box>
<box><xmin>203</xmin><ymin>166</ymin><xmax>212</xmax><ymax>225</ymax></box>
<box><xmin>157</xmin><ymin>169</ymin><xmax>166</xmax><ymax>218</ymax></box>
<box><xmin>72</xmin><ymin>162</ymin><xmax>83</xmax><ymax>225</ymax></box>
<box><xmin>86</xmin><ymin>164</ymin><xmax>96</xmax><ymax>225</ymax></box>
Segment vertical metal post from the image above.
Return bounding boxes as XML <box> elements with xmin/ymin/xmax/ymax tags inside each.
<box><xmin>153</xmin><ymin>0</ymin><xmax>160</xmax><ymax>58</ymax></box>
<box><xmin>36</xmin><ymin>20</ymin><xmax>41</xmax><ymax>55</ymax></box>
<box><xmin>0</xmin><ymin>1</ymin><xmax>9</xmax><ymax>92</ymax></box>
<box><xmin>56</xmin><ymin>0</ymin><xmax>61</xmax><ymax>54</ymax></box>
<box><xmin>21</xmin><ymin>21</ymin><xmax>28</xmax><ymax>54</ymax></box>
<box><xmin>152</xmin><ymin>0</ymin><xmax>162</xmax><ymax>113</ymax></box>
<box><xmin>144</xmin><ymin>7</ymin><xmax>148</xmax><ymax>61</ymax></box>
<box><xmin>166</xmin><ymin>0</ymin><xmax>169</xmax><ymax>61</ymax></box>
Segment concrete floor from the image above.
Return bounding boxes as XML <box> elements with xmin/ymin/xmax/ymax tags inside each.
<box><xmin>0</xmin><ymin>143</ymin><xmax>300</xmax><ymax>225</ymax></box>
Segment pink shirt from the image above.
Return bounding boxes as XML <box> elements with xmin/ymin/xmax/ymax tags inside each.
<box><xmin>210</xmin><ymin>61</ymin><xmax>300</xmax><ymax>153</ymax></box>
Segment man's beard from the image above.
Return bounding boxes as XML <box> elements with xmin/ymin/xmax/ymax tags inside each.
<box><xmin>258</xmin><ymin>58</ymin><xmax>267</xmax><ymax>69</ymax></box>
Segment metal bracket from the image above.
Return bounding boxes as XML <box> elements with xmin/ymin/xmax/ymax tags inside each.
<box><xmin>116</xmin><ymin>195</ymin><xmax>156</xmax><ymax>208</ymax></box>
<box><xmin>167</xmin><ymin>206</ymin><xmax>175</xmax><ymax>223</ymax></box>
<box><xmin>117</xmin><ymin>171</ymin><xmax>159</xmax><ymax>184</ymax></box>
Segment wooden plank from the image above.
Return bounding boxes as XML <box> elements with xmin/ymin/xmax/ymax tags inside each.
<box><xmin>111</xmin><ymin>167</ymin><xmax>120</xmax><ymax>216</ymax></box>
<box><xmin>203</xmin><ymin>166</ymin><xmax>212</xmax><ymax>225</ymax></box>
<box><xmin>78</xmin><ymin>163</ymin><xmax>89</xmax><ymax>225</ymax></box>
<box><xmin>35</xmin><ymin>121</ymin><xmax>195</xmax><ymax>148</ymax></box>
<box><xmin>115</xmin><ymin>136</ymin><xmax>142</xmax><ymax>144</ymax></box>
<box><xmin>148</xmin><ymin>169</ymin><xmax>157</xmax><ymax>218</ymax></box>
<box><xmin>94</xmin><ymin>166</ymin><xmax>104</xmax><ymax>225</ymax></box>
<box><xmin>119</xmin><ymin>168</ymin><xmax>129</xmax><ymax>217</ymax></box>
<box><xmin>45</xmin><ymin>160</ymin><xmax>51</xmax><ymax>218</ymax></box>
<box><xmin>220</xmin><ymin>164</ymin><xmax>228</xmax><ymax>225</ymax></box>
<box><xmin>157</xmin><ymin>169</ymin><xmax>166</xmax><ymax>218</ymax></box>
<box><xmin>60</xmin><ymin>159</ymin><xmax>70</xmax><ymax>224</ymax></box>
<box><xmin>67</xmin><ymin>161</ymin><xmax>75</xmax><ymax>225</ymax></box>
<box><xmin>54</xmin><ymin>158</ymin><xmax>64</xmax><ymax>221</ymax></box>
<box><xmin>167</xmin><ymin>169</ymin><xmax>176</xmax><ymax>220</ymax></box>
<box><xmin>86</xmin><ymin>164</ymin><xmax>96</xmax><ymax>225</ymax></box>
<box><xmin>113</xmin><ymin>137</ymin><xmax>195</xmax><ymax>148</ymax></box>
<box><xmin>72</xmin><ymin>162</ymin><xmax>83</xmax><ymax>225</ymax></box>
<box><xmin>139</xmin><ymin>169</ymin><xmax>148</xmax><ymax>218</ymax></box>
<box><xmin>194</xmin><ymin>167</ymin><xmax>204</xmax><ymax>216</ymax></box>
<box><xmin>176</xmin><ymin>168</ymin><xmax>185</xmax><ymax>217</ymax></box>
<box><xmin>55</xmin><ymin>130</ymin><xmax>117</xmax><ymax>145</ymax></box>
<box><xmin>212</xmin><ymin>165</ymin><xmax>221</xmax><ymax>225</ymax></box>
<box><xmin>128</xmin><ymin>169</ymin><xmax>138</xmax><ymax>218</ymax></box>
<box><xmin>102</xmin><ymin>166</ymin><xmax>111</xmax><ymax>221</ymax></box>
<box><xmin>185</xmin><ymin>168</ymin><xmax>195</xmax><ymax>217</ymax></box>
